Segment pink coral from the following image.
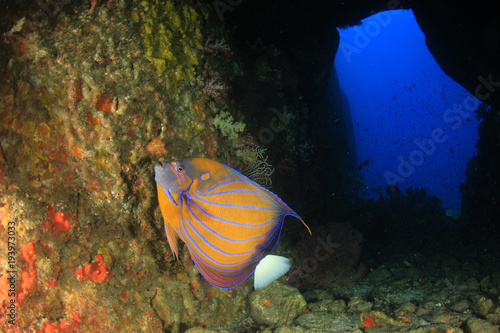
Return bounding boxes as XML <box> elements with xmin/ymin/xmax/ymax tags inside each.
<box><xmin>21</xmin><ymin>241</ymin><xmax>38</xmax><ymax>279</ymax></box>
<box><xmin>146</xmin><ymin>138</ymin><xmax>168</xmax><ymax>156</ymax></box>
<box><xmin>203</xmin><ymin>38</ymin><xmax>232</xmax><ymax>56</ymax></box>
<box><xmin>201</xmin><ymin>76</ymin><xmax>228</xmax><ymax>103</ymax></box>
<box><xmin>43</xmin><ymin>205</ymin><xmax>73</xmax><ymax>236</ymax></box>
<box><xmin>74</xmin><ymin>255</ymin><xmax>113</xmax><ymax>284</ymax></box>
<box><xmin>37</xmin><ymin>313</ymin><xmax>81</xmax><ymax>333</ymax></box>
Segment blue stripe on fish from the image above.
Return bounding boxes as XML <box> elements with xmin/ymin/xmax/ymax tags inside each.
<box><xmin>197</xmin><ymin>179</ymin><xmax>281</xmax><ymax>207</ymax></box>
<box><xmin>185</xmin><ymin>203</ymin><xmax>280</xmax><ymax>243</ymax></box>
<box><xmin>181</xmin><ymin>213</ymin><xmax>282</xmax><ymax>263</ymax></box>
<box><xmin>179</xmin><ymin>219</ymin><xmax>264</xmax><ymax>271</ymax></box>
<box><xmin>189</xmin><ymin>199</ymin><xmax>282</xmax><ymax>228</ymax></box>
<box><xmin>192</xmin><ymin>195</ymin><xmax>280</xmax><ymax>211</ymax></box>
<box><xmin>179</xmin><ymin>214</ymin><xmax>282</xmax><ymax>270</ymax></box>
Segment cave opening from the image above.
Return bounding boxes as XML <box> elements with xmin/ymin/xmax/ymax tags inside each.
<box><xmin>331</xmin><ymin>9</ymin><xmax>484</xmax><ymax>212</ymax></box>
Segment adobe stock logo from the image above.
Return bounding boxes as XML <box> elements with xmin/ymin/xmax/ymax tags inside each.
<box><xmin>338</xmin><ymin>0</ymin><xmax>403</xmax><ymax>64</ymax></box>
<box><xmin>475</xmin><ymin>73</ymin><xmax>500</xmax><ymax>101</ymax></box>
<box><xmin>287</xmin><ymin>234</ymin><xmax>340</xmax><ymax>283</ymax></box>
<box><xmin>384</xmin><ymin>95</ymin><xmax>480</xmax><ymax>189</ymax></box>
<box><xmin>258</xmin><ymin>106</ymin><xmax>289</xmax><ymax>144</ymax></box>
<box><xmin>212</xmin><ymin>0</ymin><xmax>243</xmax><ymax>22</ymax></box>
<box><xmin>384</xmin><ymin>70</ymin><xmax>499</xmax><ymax>190</ymax></box>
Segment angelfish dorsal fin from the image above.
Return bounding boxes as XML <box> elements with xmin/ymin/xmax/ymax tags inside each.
<box><xmin>254</xmin><ymin>255</ymin><xmax>290</xmax><ymax>289</ymax></box>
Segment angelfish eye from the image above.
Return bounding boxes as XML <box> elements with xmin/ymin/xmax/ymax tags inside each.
<box><xmin>177</xmin><ymin>165</ymin><xmax>185</xmax><ymax>172</ymax></box>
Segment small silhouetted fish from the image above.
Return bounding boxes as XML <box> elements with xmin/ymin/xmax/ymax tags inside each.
<box><xmin>358</xmin><ymin>158</ymin><xmax>370</xmax><ymax>170</ymax></box>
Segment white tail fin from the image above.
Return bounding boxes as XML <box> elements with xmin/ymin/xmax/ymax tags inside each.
<box><xmin>254</xmin><ymin>255</ymin><xmax>290</xmax><ymax>289</ymax></box>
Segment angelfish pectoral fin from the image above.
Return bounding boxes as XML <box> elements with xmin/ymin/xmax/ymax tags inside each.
<box><xmin>164</xmin><ymin>188</ymin><xmax>178</xmax><ymax>206</ymax></box>
<box><xmin>253</xmin><ymin>255</ymin><xmax>291</xmax><ymax>289</ymax></box>
<box><xmin>165</xmin><ymin>222</ymin><xmax>179</xmax><ymax>261</ymax></box>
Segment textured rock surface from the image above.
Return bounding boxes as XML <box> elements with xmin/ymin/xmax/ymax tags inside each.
<box><xmin>249</xmin><ymin>281</ymin><xmax>306</xmax><ymax>326</ymax></box>
<box><xmin>295</xmin><ymin>312</ymin><xmax>361</xmax><ymax>332</ymax></box>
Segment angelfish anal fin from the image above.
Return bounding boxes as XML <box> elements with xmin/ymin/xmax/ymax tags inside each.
<box><xmin>253</xmin><ymin>255</ymin><xmax>290</xmax><ymax>289</ymax></box>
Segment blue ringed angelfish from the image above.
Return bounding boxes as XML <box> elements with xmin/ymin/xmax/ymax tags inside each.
<box><xmin>154</xmin><ymin>157</ymin><xmax>311</xmax><ymax>289</ymax></box>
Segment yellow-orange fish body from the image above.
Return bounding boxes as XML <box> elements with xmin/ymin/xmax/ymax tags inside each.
<box><xmin>155</xmin><ymin>158</ymin><xmax>310</xmax><ymax>289</ymax></box>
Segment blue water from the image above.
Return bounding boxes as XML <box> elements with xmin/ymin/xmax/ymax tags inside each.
<box><xmin>334</xmin><ymin>9</ymin><xmax>482</xmax><ymax>211</ymax></box>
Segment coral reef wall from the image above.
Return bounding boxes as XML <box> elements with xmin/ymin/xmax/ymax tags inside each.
<box><xmin>0</xmin><ymin>0</ymin><xmax>271</xmax><ymax>331</ymax></box>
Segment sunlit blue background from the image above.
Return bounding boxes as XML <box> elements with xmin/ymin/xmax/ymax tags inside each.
<box><xmin>333</xmin><ymin>9</ymin><xmax>482</xmax><ymax>211</ymax></box>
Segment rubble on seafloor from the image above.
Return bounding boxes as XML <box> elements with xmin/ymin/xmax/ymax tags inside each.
<box><xmin>0</xmin><ymin>0</ymin><xmax>499</xmax><ymax>332</ymax></box>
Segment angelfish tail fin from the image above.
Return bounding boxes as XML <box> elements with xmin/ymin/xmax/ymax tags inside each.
<box><xmin>254</xmin><ymin>255</ymin><xmax>290</xmax><ymax>289</ymax></box>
